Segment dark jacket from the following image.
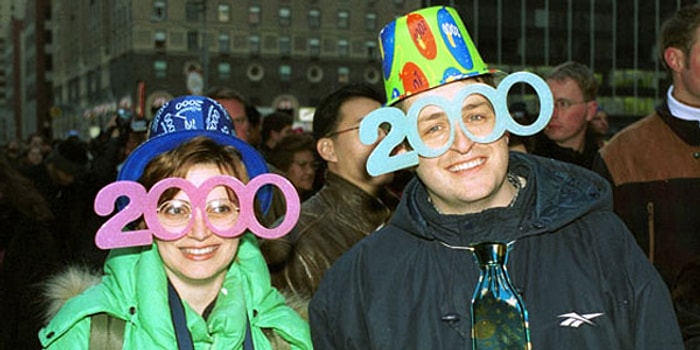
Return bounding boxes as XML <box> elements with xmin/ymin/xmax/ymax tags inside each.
<box><xmin>533</xmin><ymin>131</ymin><xmax>599</xmax><ymax>169</ymax></box>
<box><xmin>593</xmin><ymin>100</ymin><xmax>700</xmax><ymax>347</ymax></box>
<box><xmin>262</xmin><ymin>171</ymin><xmax>398</xmax><ymax>296</ymax></box>
<box><xmin>310</xmin><ymin>152</ymin><xmax>682</xmax><ymax>349</ymax></box>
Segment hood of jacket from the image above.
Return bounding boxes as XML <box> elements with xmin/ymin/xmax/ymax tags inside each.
<box><xmin>39</xmin><ymin>233</ymin><xmax>311</xmax><ymax>349</ymax></box>
<box><xmin>391</xmin><ymin>152</ymin><xmax>612</xmax><ymax>247</ymax></box>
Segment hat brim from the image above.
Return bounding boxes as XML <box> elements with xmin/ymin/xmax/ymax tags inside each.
<box><xmin>387</xmin><ymin>68</ymin><xmax>504</xmax><ymax>106</ymax></box>
<box><xmin>118</xmin><ymin>130</ymin><xmax>272</xmax><ymax>213</ymax></box>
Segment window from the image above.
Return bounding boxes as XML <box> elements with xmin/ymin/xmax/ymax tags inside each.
<box><xmin>217</xmin><ymin>4</ymin><xmax>230</xmax><ymax>22</ymax></box>
<box><xmin>187</xmin><ymin>31</ymin><xmax>199</xmax><ymax>50</ymax></box>
<box><xmin>337</xmin><ymin>11</ymin><xmax>349</xmax><ymax>29</ymax></box>
<box><xmin>154</xmin><ymin>60</ymin><xmax>167</xmax><ymax>78</ymax></box>
<box><xmin>249</xmin><ymin>35</ymin><xmax>261</xmax><ymax>56</ymax></box>
<box><xmin>308</xmin><ymin>9</ymin><xmax>320</xmax><ymax>29</ymax></box>
<box><xmin>279</xmin><ymin>65</ymin><xmax>292</xmax><ymax>82</ymax></box>
<box><xmin>279</xmin><ymin>7</ymin><xmax>291</xmax><ymax>26</ymax></box>
<box><xmin>154</xmin><ymin>30</ymin><xmax>166</xmax><ymax>49</ymax></box>
<box><xmin>338</xmin><ymin>66</ymin><xmax>350</xmax><ymax>83</ymax></box>
<box><xmin>279</xmin><ymin>36</ymin><xmax>291</xmax><ymax>57</ymax></box>
<box><xmin>309</xmin><ymin>38</ymin><xmax>320</xmax><ymax>58</ymax></box>
<box><xmin>338</xmin><ymin>39</ymin><xmax>349</xmax><ymax>57</ymax></box>
<box><xmin>153</xmin><ymin>0</ymin><xmax>166</xmax><ymax>20</ymax></box>
<box><xmin>366</xmin><ymin>41</ymin><xmax>378</xmax><ymax>61</ymax></box>
<box><xmin>248</xmin><ymin>6</ymin><xmax>261</xmax><ymax>25</ymax></box>
<box><xmin>218</xmin><ymin>33</ymin><xmax>230</xmax><ymax>53</ymax></box>
<box><xmin>185</xmin><ymin>1</ymin><xmax>201</xmax><ymax>22</ymax></box>
<box><xmin>365</xmin><ymin>13</ymin><xmax>377</xmax><ymax>31</ymax></box>
<box><xmin>218</xmin><ymin>62</ymin><xmax>231</xmax><ymax>80</ymax></box>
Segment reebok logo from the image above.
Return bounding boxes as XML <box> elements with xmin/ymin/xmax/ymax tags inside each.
<box><xmin>558</xmin><ymin>312</ymin><xmax>604</xmax><ymax>328</ymax></box>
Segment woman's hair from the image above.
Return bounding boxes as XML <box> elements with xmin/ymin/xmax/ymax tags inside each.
<box><xmin>139</xmin><ymin>136</ymin><xmax>249</xmax><ymax>200</ymax></box>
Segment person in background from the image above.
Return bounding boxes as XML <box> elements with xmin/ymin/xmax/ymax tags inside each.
<box><xmin>3</xmin><ymin>138</ymin><xmax>24</xmax><ymax>170</ymax></box>
<box><xmin>508</xmin><ymin>101</ymin><xmax>536</xmax><ymax>153</ymax></box>
<box><xmin>207</xmin><ymin>86</ymin><xmax>253</xmax><ymax>144</ymax></box>
<box><xmin>260</xmin><ymin>83</ymin><xmax>399</xmax><ymax>297</ymax></box>
<box><xmin>0</xmin><ymin>154</ymin><xmax>60</xmax><ymax>350</ymax></box>
<box><xmin>309</xmin><ymin>6</ymin><xmax>682</xmax><ymax>349</ymax></box>
<box><xmin>259</xmin><ymin>111</ymin><xmax>294</xmax><ymax>161</ymax></box>
<box><xmin>592</xmin><ymin>5</ymin><xmax>700</xmax><ymax>346</ymax></box>
<box><xmin>24</xmin><ymin>136</ymin><xmax>107</xmax><ymax>267</ymax></box>
<box><xmin>39</xmin><ymin>96</ymin><xmax>312</xmax><ymax>349</ymax></box>
<box><xmin>533</xmin><ymin>61</ymin><xmax>600</xmax><ymax>169</ymax></box>
<box><xmin>589</xmin><ymin>106</ymin><xmax>610</xmax><ymax>148</ymax></box>
<box><xmin>19</xmin><ymin>145</ymin><xmax>44</xmax><ymax>174</ymax></box>
<box><xmin>246</xmin><ymin>104</ymin><xmax>264</xmax><ymax>149</ymax></box>
<box><xmin>266</xmin><ymin>133</ymin><xmax>318</xmax><ymax>209</ymax></box>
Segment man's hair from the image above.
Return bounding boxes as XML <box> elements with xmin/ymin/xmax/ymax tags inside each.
<box><xmin>261</xmin><ymin>111</ymin><xmax>294</xmax><ymax>142</ymax></box>
<box><xmin>312</xmin><ymin>83</ymin><xmax>385</xmax><ymax>140</ymax></box>
<box><xmin>546</xmin><ymin>61</ymin><xmax>598</xmax><ymax>102</ymax></box>
<box><xmin>267</xmin><ymin>133</ymin><xmax>316</xmax><ymax>172</ymax></box>
<box><xmin>659</xmin><ymin>4</ymin><xmax>700</xmax><ymax>71</ymax></box>
<box><xmin>206</xmin><ymin>86</ymin><xmax>248</xmax><ymax>104</ymax></box>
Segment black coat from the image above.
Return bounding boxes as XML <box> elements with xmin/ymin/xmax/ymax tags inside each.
<box><xmin>310</xmin><ymin>152</ymin><xmax>683</xmax><ymax>349</ymax></box>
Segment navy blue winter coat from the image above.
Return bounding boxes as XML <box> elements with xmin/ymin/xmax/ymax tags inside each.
<box><xmin>310</xmin><ymin>152</ymin><xmax>683</xmax><ymax>349</ymax></box>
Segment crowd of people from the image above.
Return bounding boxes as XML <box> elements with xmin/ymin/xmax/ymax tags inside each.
<box><xmin>0</xmin><ymin>3</ymin><xmax>698</xmax><ymax>349</ymax></box>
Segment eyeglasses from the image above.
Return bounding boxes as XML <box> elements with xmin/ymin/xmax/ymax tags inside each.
<box><xmin>325</xmin><ymin>123</ymin><xmax>391</xmax><ymax>138</ymax></box>
<box><xmin>157</xmin><ymin>198</ymin><xmax>240</xmax><ymax>231</ymax></box>
<box><xmin>554</xmin><ymin>99</ymin><xmax>589</xmax><ymax>110</ymax></box>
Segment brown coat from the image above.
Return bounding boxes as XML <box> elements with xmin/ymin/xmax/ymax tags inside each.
<box><xmin>260</xmin><ymin>171</ymin><xmax>398</xmax><ymax>296</ymax></box>
<box><xmin>595</xmin><ymin>102</ymin><xmax>700</xmax><ymax>288</ymax></box>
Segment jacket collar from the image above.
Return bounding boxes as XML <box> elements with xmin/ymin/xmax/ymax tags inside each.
<box><xmin>390</xmin><ymin>152</ymin><xmax>612</xmax><ymax>247</ymax></box>
<box><xmin>658</xmin><ymin>100</ymin><xmax>700</xmax><ymax>145</ymax></box>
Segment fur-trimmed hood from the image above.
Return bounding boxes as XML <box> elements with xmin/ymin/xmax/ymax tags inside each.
<box><xmin>42</xmin><ymin>264</ymin><xmax>101</xmax><ymax>324</ymax></box>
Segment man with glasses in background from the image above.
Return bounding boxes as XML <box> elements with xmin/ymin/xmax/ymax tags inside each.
<box><xmin>260</xmin><ymin>83</ymin><xmax>399</xmax><ymax>297</ymax></box>
<box><xmin>533</xmin><ymin>61</ymin><xmax>600</xmax><ymax>169</ymax></box>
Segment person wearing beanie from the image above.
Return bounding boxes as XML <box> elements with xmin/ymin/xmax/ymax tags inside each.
<box><xmin>309</xmin><ymin>6</ymin><xmax>682</xmax><ymax>349</ymax></box>
<box><xmin>24</xmin><ymin>136</ymin><xmax>107</xmax><ymax>267</ymax></box>
<box><xmin>39</xmin><ymin>96</ymin><xmax>312</xmax><ymax>350</ymax></box>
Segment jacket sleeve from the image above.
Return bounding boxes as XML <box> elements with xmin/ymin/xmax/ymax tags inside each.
<box><xmin>309</xmin><ymin>256</ymin><xmax>372</xmax><ymax>350</ymax></box>
<box><xmin>613</xmin><ymin>218</ymin><xmax>685</xmax><ymax>349</ymax></box>
<box><xmin>671</xmin><ymin>258</ymin><xmax>700</xmax><ymax>348</ymax></box>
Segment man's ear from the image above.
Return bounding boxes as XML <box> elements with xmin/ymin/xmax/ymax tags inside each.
<box><xmin>664</xmin><ymin>47</ymin><xmax>685</xmax><ymax>72</ymax></box>
<box><xmin>585</xmin><ymin>100</ymin><xmax>598</xmax><ymax>122</ymax></box>
<box><xmin>317</xmin><ymin>138</ymin><xmax>338</xmax><ymax>162</ymax></box>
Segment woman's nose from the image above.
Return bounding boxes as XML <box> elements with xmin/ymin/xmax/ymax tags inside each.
<box><xmin>188</xmin><ymin>209</ymin><xmax>213</xmax><ymax>241</ymax></box>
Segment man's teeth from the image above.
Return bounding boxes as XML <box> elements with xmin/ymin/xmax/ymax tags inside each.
<box><xmin>449</xmin><ymin>158</ymin><xmax>485</xmax><ymax>172</ymax></box>
<box><xmin>181</xmin><ymin>246</ymin><xmax>217</xmax><ymax>255</ymax></box>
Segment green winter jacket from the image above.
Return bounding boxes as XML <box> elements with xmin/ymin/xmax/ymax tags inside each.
<box><xmin>39</xmin><ymin>234</ymin><xmax>312</xmax><ymax>349</ymax></box>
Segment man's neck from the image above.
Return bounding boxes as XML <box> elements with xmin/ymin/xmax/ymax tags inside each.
<box><xmin>555</xmin><ymin>132</ymin><xmax>587</xmax><ymax>153</ymax></box>
<box><xmin>668</xmin><ymin>85</ymin><xmax>700</xmax><ymax>122</ymax></box>
<box><xmin>327</xmin><ymin>169</ymin><xmax>380</xmax><ymax>197</ymax></box>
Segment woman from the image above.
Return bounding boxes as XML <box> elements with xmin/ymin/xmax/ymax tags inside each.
<box><xmin>40</xmin><ymin>96</ymin><xmax>311</xmax><ymax>349</ymax></box>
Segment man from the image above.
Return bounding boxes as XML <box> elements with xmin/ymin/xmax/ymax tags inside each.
<box><xmin>24</xmin><ymin>136</ymin><xmax>106</xmax><ymax>267</ymax></box>
<box><xmin>207</xmin><ymin>86</ymin><xmax>252</xmax><ymax>143</ymax></box>
<box><xmin>261</xmin><ymin>83</ymin><xmax>398</xmax><ymax>296</ymax></box>
<box><xmin>259</xmin><ymin>111</ymin><xmax>293</xmax><ymax>161</ymax></box>
<box><xmin>592</xmin><ymin>5</ymin><xmax>700</xmax><ymax>345</ymax></box>
<box><xmin>309</xmin><ymin>6</ymin><xmax>682</xmax><ymax>349</ymax></box>
<box><xmin>533</xmin><ymin>61</ymin><xmax>599</xmax><ymax>168</ymax></box>
<box><xmin>589</xmin><ymin>106</ymin><xmax>610</xmax><ymax>147</ymax></box>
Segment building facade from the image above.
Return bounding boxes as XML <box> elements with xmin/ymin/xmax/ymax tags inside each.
<box><xmin>48</xmin><ymin>0</ymin><xmax>421</xmax><ymax>138</ymax></box>
<box><xmin>5</xmin><ymin>0</ymin><xmax>700</xmax><ymax>141</ymax></box>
